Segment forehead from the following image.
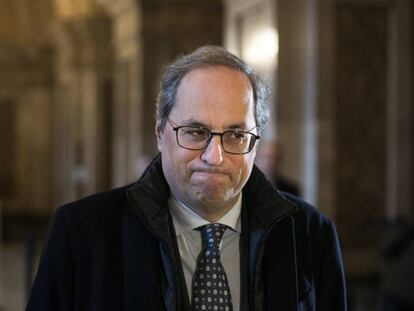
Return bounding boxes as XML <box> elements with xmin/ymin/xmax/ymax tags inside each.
<box><xmin>171</xmin><ymin>66</ymin><xmax>255</xmax><ymax>128</ymax></box>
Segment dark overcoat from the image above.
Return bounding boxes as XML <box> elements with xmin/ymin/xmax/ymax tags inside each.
<box><xmin>27</xmin><ymin>155</ymin><xmax>347</xmax><ymax>310</ymax></box>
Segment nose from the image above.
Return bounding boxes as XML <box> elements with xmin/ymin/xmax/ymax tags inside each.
<box><xmin>200</xmin><ymin>135</ymin><xmax>223</xmax><ymax>165</ymax></box>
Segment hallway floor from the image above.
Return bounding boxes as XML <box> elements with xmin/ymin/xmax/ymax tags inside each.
<box><xmin>0</xmin><ymin>244</ymin><xmax>26</xmax><ymax>311</ymax></box>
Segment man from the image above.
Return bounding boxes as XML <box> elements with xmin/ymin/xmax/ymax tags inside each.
<box><xmin>255</xmin><ymin>140</ymin><xmax>300</xmax><ymax>196</ymax></box>
<box><xmin>27</xmin><ymin>46</ymin><xmax>347</xmax><ymax>310</ymax></box>
<box><xmin>378</xmin><ymin>219</ymin><xmax>414</xmax><ymax>310</ymax></box>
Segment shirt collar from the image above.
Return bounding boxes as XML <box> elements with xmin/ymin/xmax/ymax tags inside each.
<box><xmin>169</xmin><ymin>194</ymin><xmax>242</xmax><ymax>235</ymax></box>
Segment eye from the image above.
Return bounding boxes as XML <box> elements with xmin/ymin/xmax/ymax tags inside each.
<box><xmin>185</xmin><ymin>129</ymin><xmax>206</xmax><ymax>135</ymax></box>
<box><xmin>226</xmin><ymin>131</ymin><xmax>249</xmax><ymax>143</ymax></box>
<box><xmin>229</xmin><ymin>131</ymin><xmax>248</xmax><ymax>140</ymax></box>
<box><xmin>180</xmin><ymin>127</ymin><xmax>210</xmax><ymax>139</ymax></box>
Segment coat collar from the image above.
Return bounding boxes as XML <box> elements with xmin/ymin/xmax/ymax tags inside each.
<box><xmin>126</xmin><ymin>154</ymin><xmax>172</xmax><ymax>243</ymax></box>
<box><xmin>243</xmin><ymin>164</ymin><xmax>298</xmax><ymax>230</ymax></box>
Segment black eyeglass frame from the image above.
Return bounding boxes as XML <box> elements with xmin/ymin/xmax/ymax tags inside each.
<box><xmin>167</xmin><ymin>118</ymin><xmax>261</xmax><ymax>155</ymax></box>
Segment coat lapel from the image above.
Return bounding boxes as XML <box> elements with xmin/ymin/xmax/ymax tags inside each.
<box><xmin>242</xmin><ymin>165</ymin><xmax>299</xmax><ymax>310</ymax></box>
<box><xmin>124</xmin><ymin>154</ymin><xmax>188</xmax><ymax>311</ymax></box>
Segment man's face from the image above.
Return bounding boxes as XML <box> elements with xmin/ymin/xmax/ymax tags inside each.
<box><xmin>156</xmin><ymin>66</ymin><xmax>257</xmax><ymax>216</ymax></box>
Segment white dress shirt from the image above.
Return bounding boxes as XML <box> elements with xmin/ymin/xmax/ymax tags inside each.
<box><xmin>169</xmin><ymin>194</ymin><xmax>242</xmax><ymax>310</ymax></box>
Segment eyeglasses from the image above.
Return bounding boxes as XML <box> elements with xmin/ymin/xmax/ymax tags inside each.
<box><xmin>167</xmin><ymin>118</ymin><xmax>260</xmax><ymax>155</ymax></box>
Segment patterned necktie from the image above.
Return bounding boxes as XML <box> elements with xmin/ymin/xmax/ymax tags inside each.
<box><xmin>192</xmin><ymin>223</ymin><xmax>233</xmax><ymax>311</ymax></box>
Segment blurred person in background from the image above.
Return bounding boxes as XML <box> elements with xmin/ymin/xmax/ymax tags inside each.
<box><xmin>255</xmin><ymin>140</ymin><xmax>300</xmax><ymax>196</ymax></box>
<box><xmin>378</xmin><ymin>218</ymin><xmax>414</xmax><ymax>311</ymax></box>
<box><xmin>26</xmin><ymin>46</ymin><xmax>346</xmax><ymax>310</ymax></box>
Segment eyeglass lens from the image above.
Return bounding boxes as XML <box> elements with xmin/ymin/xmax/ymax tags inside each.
<box><xmin>176</xmin><ymin>127</ymin><xmax>256</xmax><ymax>154</ymax></box>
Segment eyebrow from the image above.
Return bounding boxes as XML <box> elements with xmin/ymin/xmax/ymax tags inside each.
<box><xmin>180</xmin><ymin>119</ymin><xmax>249</xmax><ymax>130</ymax></box>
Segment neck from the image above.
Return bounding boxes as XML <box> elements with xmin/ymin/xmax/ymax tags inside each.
<box><xmin>193</xmin><ymin>202</ymin><xmax>234</xmax><ymax>222</ymax></box>
<box><xmin>178</xmin><ymin>194</ymin><xmax>240</xmax><ymax>223</ymax></box>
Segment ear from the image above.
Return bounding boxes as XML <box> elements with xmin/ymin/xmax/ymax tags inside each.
<box><xmin>155</xmin><ymin>120</ymin><xmax>163</xmax><ymax>150</ymax></box>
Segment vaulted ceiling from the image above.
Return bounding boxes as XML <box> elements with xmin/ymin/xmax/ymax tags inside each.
<box><xmin>0</xmin><ymin>0</ymin><xmax>54</xmax><ymax>47</ymax></box>
<box><xmin>0</xmin><ymin>0</ymin><xmax>106</xmax><ymax>48</ymax></box>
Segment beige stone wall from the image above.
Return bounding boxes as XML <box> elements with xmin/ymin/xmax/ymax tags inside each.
<box><xmin>0</xmin><ymin>1</ymin><xmax>412</xmax><ymax>259</ymax></box>
<box><xmin>226</xmin><ymin>0</ymin><xmax>414</xmax><ymax>277</ymax></box>
<box><xmin>335</xmin><ymin>3</ymin><xmax>388</xmax><ymax>250</ymax></box>
<box><xmin>102</xmin><ymin>0</ymin><xmax>145</xmax><ymax>187</ymax></box>
<box><xmin>52</xmin><ymin>16</ymin><xmax>113</xmax><ymax>205</ymax></box>
<box><xmin>0</xmin><ymin>0</ymin><xmax>223</xmax><ymax>231</ymax></box>
<box><xmin>0</xmin><ymin>47</ymin><xmax>53</xmax><ymax>224</ymax></box>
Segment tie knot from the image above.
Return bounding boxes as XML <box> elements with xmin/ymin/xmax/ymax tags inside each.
<box><xmin>198</xmin><ymin>223</ymin><xmax>227</xmax><ymax>249</ymax></box>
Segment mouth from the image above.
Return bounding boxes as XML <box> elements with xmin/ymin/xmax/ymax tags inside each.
<box><xmin>191</xmin><ymin>168</ymin><xmax>229</xmax><ymax>181</ymax></box>
<box><xmin>192</xmin><ymin>168</ymin><xmax>228</xmax><ymax>175</ymax></box>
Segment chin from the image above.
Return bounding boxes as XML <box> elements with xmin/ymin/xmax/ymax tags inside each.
<box><xmin>193</xmin><ymin>189</ymin><xmax>234</xmax><ymax>206</ymax></box>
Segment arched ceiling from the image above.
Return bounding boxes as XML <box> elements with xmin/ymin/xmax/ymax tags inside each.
<box><xmin>0</xmin><ymin>0</ymin><xmax>54</xmax><ymax>47</ymax></box>
<box><xmin>0</xmin><ymin>0</ymin><xmax>106</xmax><ymax>48</ymax></box>
<box><xmin>54</xmin><ymin>0</ymin><xmax>107</xmax><ymax>19</ymax></box>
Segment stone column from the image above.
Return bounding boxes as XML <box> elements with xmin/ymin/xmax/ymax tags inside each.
<box><xmin>52</xmin><ymin>24</ymin><xmax>78</xmax><ymax>206</ymax></box>
<box><xmin>316</xmin><ymin>0</ymin><xmax>337</xmax><ymax>220</ymax></box>
<box><xmin>386</xmin><ymin>0</ymin><xmax>413</xmax><ymax>219</ymax></box>
<box><xmin>72</xmin><ymin>18</ymin><xmax>112</xmax><ymax>196</ymax></box>
<box><xmin>276</xmin><ymin>0</ymin><xmax>320</xmax><ymax>206</ymax></box>
<box><xmin>0</xmin><ymin>46</ymin><xmax>53</xmax><ymax>239</ymax></box>
<box><xmin>224</xmin><ymin>0</ymin><xmax>278</xmax><ymax>139</ymax></box>
<box><xmin>100</xmin><ymin>0</ymin><xmax>145</xmax><ymax>187</ymax></box>
<box><xmin>52</xmin><ymin>15</ymin><xmax>113</xmax><ymax>204</ymax></box>
<box><xmin>331</xmin><ymin>0</ymin><xmax>413</xmax><ymax>275</ymax></box>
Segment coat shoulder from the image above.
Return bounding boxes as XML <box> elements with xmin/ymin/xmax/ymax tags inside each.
<box><xmin>50</xmin><ymin>184</ymin><xmax>135</xmax><ymax>242</ymax></box>
<box><xmin>57</xmin><ymin>184</ymin><xmax>132</xmax><ymax>219</ymax></box>
<box><xmin>281</xmin><ymin>192</ymin><xmax>335</xmax><ymax>230</ymax></box>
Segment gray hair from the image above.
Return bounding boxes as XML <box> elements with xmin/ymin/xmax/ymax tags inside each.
<box><xmin>156</xmin><ymin>46</ymin><xmax>270</xmax><ymax>134</ymax></box>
